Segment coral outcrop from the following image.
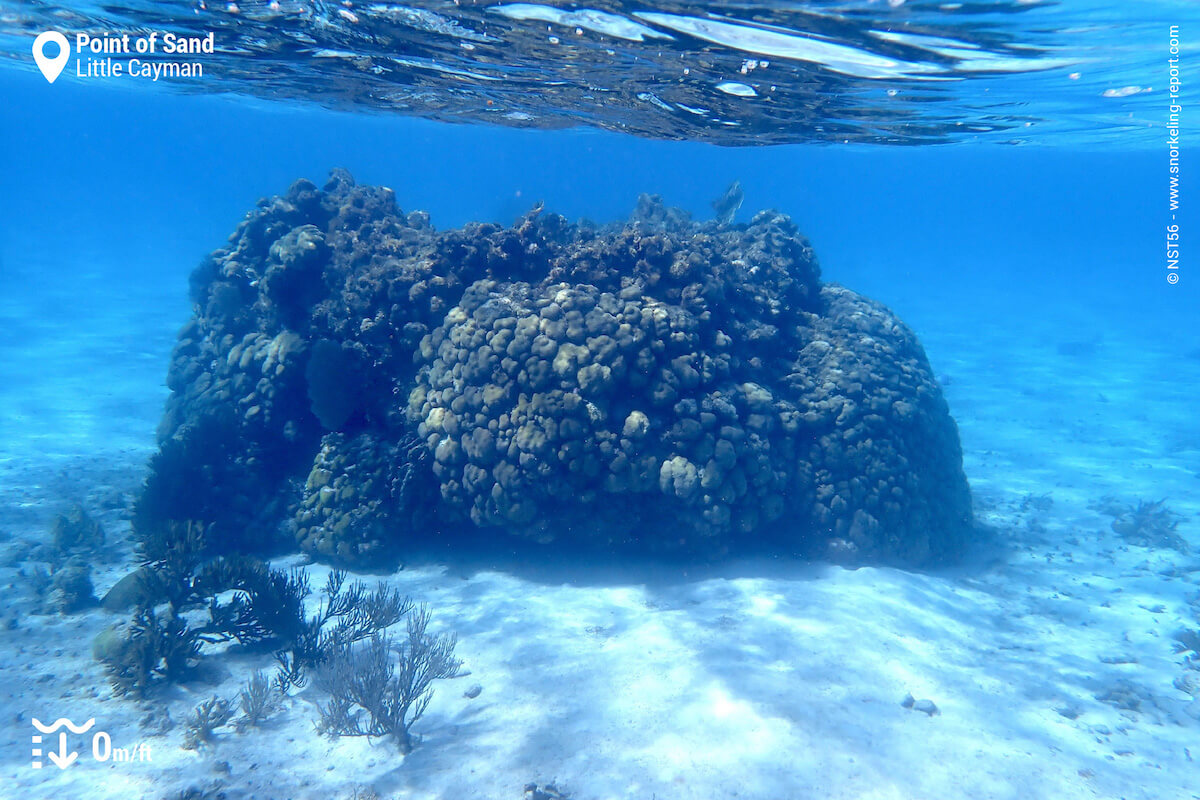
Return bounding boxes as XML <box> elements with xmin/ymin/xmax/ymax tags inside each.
<box><xmin>136</xmin><ymin>169</ymin><xmax>972</xmax><ymax>566</ymax></box>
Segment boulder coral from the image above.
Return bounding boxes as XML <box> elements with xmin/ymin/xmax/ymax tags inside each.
<box><xmin>136</xmin><ymin>169</ymin><xmax>972</xmax><ymax>566</ymax></box>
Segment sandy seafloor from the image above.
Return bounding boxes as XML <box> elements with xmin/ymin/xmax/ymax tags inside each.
<box><xmin>0</xmin><ymin>260</ymin><xmax>1198</xmax><ymax>800</ymax></box>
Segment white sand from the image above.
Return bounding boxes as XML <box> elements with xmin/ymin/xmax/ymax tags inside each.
<box><xmin>0</xmin><ymin>281</ymin><xmax>1197</xmax><ymax>800</ymax></box>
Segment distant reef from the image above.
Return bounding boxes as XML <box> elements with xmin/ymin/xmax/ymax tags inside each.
<box><xmin>135</xmin><ymin>169</ymin><xmax>972</xmax><ymax>566</ymax></box>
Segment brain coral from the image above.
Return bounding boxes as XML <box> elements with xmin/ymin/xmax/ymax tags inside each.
<box><xmin>136</xmin><ymin>169</ymin><xmax>972</xmax><ymax>566</ymax></box>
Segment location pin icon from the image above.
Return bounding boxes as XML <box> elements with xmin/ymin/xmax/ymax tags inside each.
<box><xmin>33</xmin><ymin>31</ymin><xmax>70</xmax><ymax>84</ymax></box>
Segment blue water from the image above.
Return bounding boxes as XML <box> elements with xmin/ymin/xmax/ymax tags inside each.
<box><xmin>1</xmin><ymin>4</ymin><xmax>1198</xmax><ymax>797</ymax></box>
<box><xmin>2</xmin><ymin>0</ymin><xmax>1180</xmax><ymax>145</ymax></box>
<box><xmin>0</xmin><ymin>57</ymin><xmax>1192</xmax><ymax>544</ymax></box>
<box><xmin>2</xmin><ymin>69</ymin><xmax>1190</xmax><ymax>322</ymax></box>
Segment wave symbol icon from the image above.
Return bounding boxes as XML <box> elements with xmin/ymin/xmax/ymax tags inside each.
<box><xmin>32</xmin><ymin>718</ymin><xmax>95</xmax><ymax>734</ymax></box>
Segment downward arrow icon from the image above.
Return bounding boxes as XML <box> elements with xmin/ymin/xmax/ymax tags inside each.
<box><xmin>47</xmin><ymin>733</ymin><xmax>77</xmax><ymax>769</ymax></box>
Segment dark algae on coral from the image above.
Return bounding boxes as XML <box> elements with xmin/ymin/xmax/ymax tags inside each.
<box><xmin>137</xmin><ymin>169</ymin><xmax>972</xmax><ymax>567</ymax></box>
<box><xmin>0</xmin><ymin>0</ymin><xmax>1186</xmax><ymax>794</ymax></box>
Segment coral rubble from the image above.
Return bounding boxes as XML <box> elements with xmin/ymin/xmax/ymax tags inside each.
<box><xmin>136</xmin><ymin>169</ymin><xmax>972</xmax><ymax>566</ymax></box>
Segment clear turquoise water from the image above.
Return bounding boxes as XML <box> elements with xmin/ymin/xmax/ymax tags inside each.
<box><xmin>0</xmin><ymin>2</ymin><xmax>1196</xmax><ymax>797</ymax></box>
